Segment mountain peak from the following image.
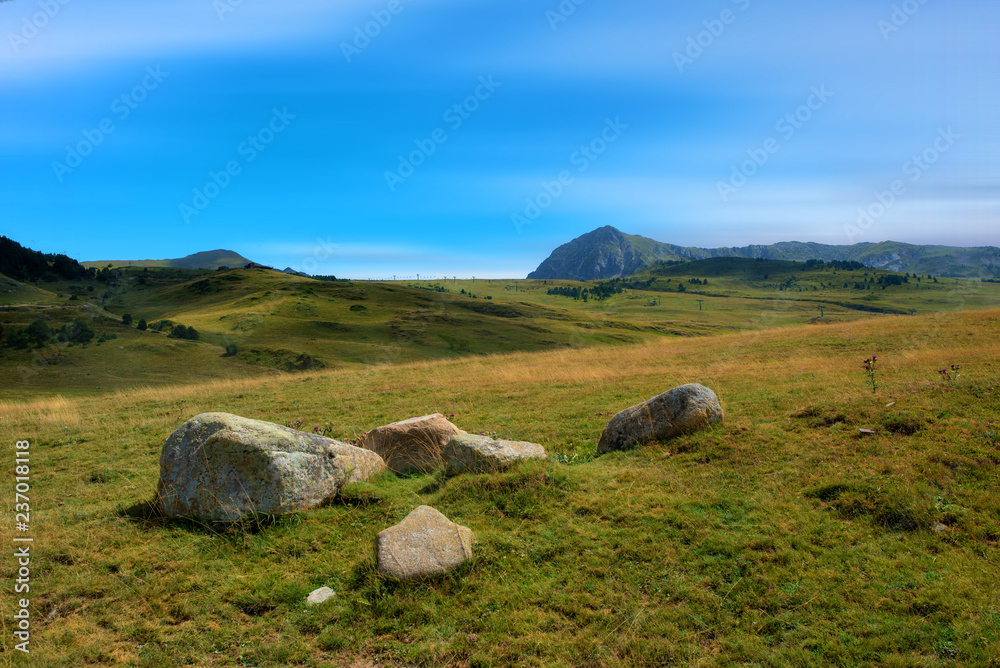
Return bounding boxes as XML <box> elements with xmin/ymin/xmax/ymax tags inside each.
<box><xmin>527</xmin><ymin>226</ymin><xmax>656</xmax><ymax>280</ymax></box>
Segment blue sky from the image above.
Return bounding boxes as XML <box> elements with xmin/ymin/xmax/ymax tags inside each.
<box><xmin>2</xmin><ymin>0</ymin><xmax>997</xmax><ymax>279</ymax></box>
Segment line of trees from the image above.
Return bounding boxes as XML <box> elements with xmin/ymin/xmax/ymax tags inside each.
<box><xmin>0</xmin><ymin>236</ymin><xmax>89</xmax><ymax>282</ymax></box>
<box><xmin>546</xmin><ymin>281</ymin><xmax>624</xmax><ymax>302</ymax></box>
<box><xmin>1</xmin><ymin>319</ymin><xmax>94</xmax><ymax>349</ymax></box>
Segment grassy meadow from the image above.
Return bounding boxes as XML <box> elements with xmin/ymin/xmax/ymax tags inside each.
<box><xmin>1</xmin><ymin>301</ymin><xmax>999</xmax><ymax>666</ymax></box>
<box><xmin>2</xmin><ymin>259</ymin><xmax>999</xmax><ymax>401</ymax></box>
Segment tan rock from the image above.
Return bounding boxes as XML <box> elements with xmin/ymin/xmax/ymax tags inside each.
<box><xmin>158</xmin><ymin>412</ymin><xmax>385</xmax><ymax>521</ymax></box>
<box><xmin>375</xmin><ymin>506</ymin><xmax>474</xmax><ymax>580</ymax></box>
<box><xmin>363</xmin><ymin>414</ymin><xmax>465</xmax><ymax>474</ymax></box>
<box><xmin>443</xmin><ymin>434</ymin><xmax>546</xmax><ymax>475</ymax></box>
<box><xmin>596</xmin><ymin>383</ymin><xmax>724</xmax><ymax>454</ymax></box>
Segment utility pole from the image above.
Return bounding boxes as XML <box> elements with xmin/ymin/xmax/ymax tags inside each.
<box><xmin>819</xmin><ymin>305</ymin><xmax>824</xmax><ymax>318</ymax></box>
<box><xmin>697</xmin><ymin>299</ymin><xmax>704</xmax><ymax>311</ymax></box>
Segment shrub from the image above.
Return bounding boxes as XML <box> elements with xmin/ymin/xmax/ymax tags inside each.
<box><xmin>5</xmin><ymin>328</ymin><xmax>33</xmax><ymax>349</ymax></box>
<box><xmin>223</xmin><ymin>343</ymin><xmax>238</xmax><ymax>357</ymax></box>
<box><xmin>62</xmin><ymin>320</ymin><xmax>94</xmax><ymax>344</ymax></box>
<box><xmin>122</xmin><ymin>313</ymin><xmax>132</xmax><ymax>326</ymax></box>
<box><xmin>167</xmin><ymin>324</ymin><xmax>199</xmax><ymax>340</ymax></box>
<box><xmin>136</xmin><ymin>319</ymin><xmax>147</xmax><ymax>331</ymax></box>
<box><xmin>25</xmin><ymin>319</ymin><xmax>52</xmax><ymax>345</ymax></box>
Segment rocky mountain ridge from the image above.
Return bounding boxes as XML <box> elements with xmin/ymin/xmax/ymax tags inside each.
<box><xmin>528</xmin><ymin>226</ymin><xmax>1000</xmax><ymax>280</ymax></box>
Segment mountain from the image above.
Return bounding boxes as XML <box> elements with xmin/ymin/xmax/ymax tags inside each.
<box><xmin>526</xmin><ymin>226</ymin><xmax>657</xmax><ymax>280</ymax></box>
<box><xmin>527</xmin><ymin>226</ymin><xmax>1000</xmax><ymax>280</ymax></box>
<box><xmin>82</xmin><ymin>249</ymin><xmax>255</xmax><ymax>271</ymax></box>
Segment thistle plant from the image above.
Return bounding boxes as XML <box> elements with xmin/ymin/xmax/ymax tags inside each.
<box><xmin>938</xmin><ymin>364</ymin><xmax>962</xmax><ymax>383</ymax></box>
<box><xmin>863</xmin><ymin>354</ymin><xmax>879</xmax><ymax>394</ymax></box>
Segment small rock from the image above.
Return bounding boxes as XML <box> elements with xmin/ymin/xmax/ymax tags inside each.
<box><xmin>306</xmin><ymin>587</ymin><xmax>336</xmax><ymax>605</ymax></box>
<box><xmin>363</xmin><ymin>414</ymin><xmax>466</xmax><ymax>474</ymax></box>
<box><xmin>375</xmin><ymin>506</ymin><xmax>474</xmax><ymax>580</ymax></box>
<box><xmin>859</xmin><ymin>429</ymin><xmax>876</xmax><ymax>436</ymax></box>
<box><xmin>933</xmin><ymin>523</ymin><xmax>948</xmax><ymax>534</ymax></box>
<box><xmin>597</xmin><ymin>384</ymin><xmax>724</xmax><ymax>454</ymax></box>
<box><xmin>443</xmin><ymin>434</ymin><xmax>546</xmax><ymax>475</ymax></box>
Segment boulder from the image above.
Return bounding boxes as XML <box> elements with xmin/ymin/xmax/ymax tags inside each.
<box><xmin>375</xmin><ymin>506</ymin><xmax>474</xmax><ymax>580</ymax></box>
<box><xmin>363</xmin><ymin>413</ymin><xmax>466</xmax><ymax>474</ymax></box>
<box><xmin>443</xmin><ymin>434</ymin><xmax>546</xmax><ymax>475</ymax></box>
<box><xmin>596</xmin><ymin>384</ymin><xmax>724</xmax><ymax>454</ymax></box>
<box><xmin>158</xmin><ymin>412</ymin><xmax>385</xmax><ymax>521</ymax></box>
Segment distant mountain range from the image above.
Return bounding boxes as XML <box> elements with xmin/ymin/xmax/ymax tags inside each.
<box><xmin>82</xmin><ymin>249</ymin><xmax>255</xmax><ymax>271</ymax></box>
<box><xmin>527</xmin><ymin>226</ymin><xmax>1000</xmax><ymax>280</ymax></box>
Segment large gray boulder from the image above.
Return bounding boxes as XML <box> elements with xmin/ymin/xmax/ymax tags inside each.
<box><xmin>363</xmin><ymin>413</ymin><xmax>466</xmax><ymax>474</ymax></box>
<box><xmin>158</xmin><ymin>412</ymin><xmax>385</xmax><ymax>521</ymax></box>
<box><xmin>596</xmin><ymin>384</ymin><xmax>724</xmax><ymax>454</ymax></box>
<box><xmin>375</xmin><ymin>506</ymin><xmax>474</xmax><ymax>580</ymax></box>
<box><xmin>443</xmin><ymin>434</ymin><xmax>546</xmax><ymax>475</ymax></box>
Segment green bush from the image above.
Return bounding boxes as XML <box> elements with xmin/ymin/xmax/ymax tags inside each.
<box><xmin>24</xmin><ymin>319</ymin><xmax>51</xmax><ymax>346</ymax></box>
<box><xmin>61</xmin><ymin>320</ymin><xmax>94</xmax><ymax>344</ymax></box>
<box><xmin>167</xmin><ymin>324</ymin><xmax>200</xmax><ymax>340</ymax></box>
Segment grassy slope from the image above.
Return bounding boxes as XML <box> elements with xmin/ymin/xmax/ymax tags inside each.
<box><xmin>80</xmin><ymin>250</ymin><xmax>253</xmax><ymax>271</ymax></box>
<box><xmin>1</xmin><ymin>308</ymin><xmax>998</xmax><ymax>667</ymax></box>
<box><xmin>2</xmin><ymin>263</ymin><xmax>998</xmax><ymax>402</ymax></box>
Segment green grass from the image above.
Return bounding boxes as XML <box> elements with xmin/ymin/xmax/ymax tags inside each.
<box><xmin>3</xmin><ymin>262</ymin><xmax>998</xmax><ymax>402</ymax></box>
<box><xmin>1</xmin><ymin>308</ymin><xmax>999</xmax><ymax>666</ymax></box>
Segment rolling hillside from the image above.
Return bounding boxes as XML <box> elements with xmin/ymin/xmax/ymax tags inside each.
<box><xmin>2</xmin><ymin>261</ymin><xmax>998</xmax><ymax>400</ymax></box>
<box><xmin>81</xmin><ymin>249</ymin><xmax>255</xmax><ymax>271</ymax></box>
<box><xmin>2</xmin><ymin>307</ymin><xmax>999</xmax><ymax>666</ymax></box>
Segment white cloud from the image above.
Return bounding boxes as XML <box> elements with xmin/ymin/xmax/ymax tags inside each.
<box><xmin>0</xmin><ymin>0</ymin><xmax>355</xmax><ymax>74</ymax></box>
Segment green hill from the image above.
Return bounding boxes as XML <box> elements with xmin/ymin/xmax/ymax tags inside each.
<box><xmin>82</xmin><ymin>249</ymin><xmax>254</xmax><ymax>271</ymax></box>
<box><xmin>2</xmin><ymin>259</ymin><xmax>998</xmax><ymax>400</ymax></box>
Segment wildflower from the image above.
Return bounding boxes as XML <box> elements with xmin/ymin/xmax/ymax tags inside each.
<box><xmin>863</xmin><ymin>354</ymin><xmax>879</xmax><ymax>394</ymax></box>
<box><xmin>939</xmin><ymin>364</ymin><xmax>961</xmax><ymax>383</ymax></box>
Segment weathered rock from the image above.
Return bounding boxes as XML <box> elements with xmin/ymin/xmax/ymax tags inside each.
<box><xmin>158</xmin><ymin>412</ymin><xmax>385</xmax><ymax>521</ymax></box>
<box><xmin>596</xmin><ymin>384</ymin><xmax>724</xmax><ymax>454</ymax></box>
<box><xmin>363</xmin><ymin>414</ymin><xmax>466</xmax><ymax>474</ymax></box>
<box><xmin>306</xmin><ymin>587</ymin><xmax>336</xmax><ymax>606</ymax></box>
<box><xmin>375</xmin><ymin>506</ymin><xmax>474</xmax><ymax>580</ymax></box>
<box><xmin>443</xmin><ymin>434</ymin><xmax>546</xmax><ymax>475</ymax></box>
